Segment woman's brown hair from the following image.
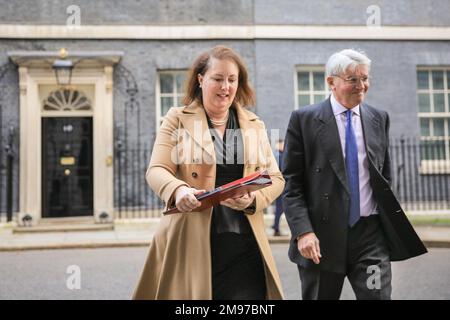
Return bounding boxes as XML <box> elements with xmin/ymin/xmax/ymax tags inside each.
<box><xmin>183</xmin><ymin>45</ymin><xmax>256</xmax><ymax>108</ymax></box>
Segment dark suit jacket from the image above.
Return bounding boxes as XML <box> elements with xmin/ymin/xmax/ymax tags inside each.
<box><xmin>282</xmin><ymin>98</ymin><xmax>427</xmax><ymax>273</ymax></box>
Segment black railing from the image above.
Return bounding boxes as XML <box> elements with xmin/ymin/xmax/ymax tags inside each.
<box><xmin>111</xmin><ymin>137</ymin><xmax>450</xmax><ymax>219</ymax></box>
<box><xmin>1</xmin><ymin>134</ymin><xmax>449</xmax><ymax>220</ymax></box>
<box><xmin>114</xmin><ymin>142</ymin><xmax>163</xmax><ymax>219</ymax></box>
<box><xmin>0</xmin><ymin>62</ymin><xmax>17</xmax><ymax>223</ymax></box>
<box><xmin>0</xmin><ymin>134</ymin><xmax>449</xmax><ymax>220</ymax></box>
<box><xmin>112</xmin><ymin>64</ymin><xmax>166</xmax><ymax>219</ymax></box>
<box><xmin>0</xmin><ymin>124</ymin><xmax>16</xmax><ymax>223</ymax></box>
<box><xmin>390</xmin><ymin>137</ymin><xmax>450</xmax><ymax>212</ymax></box>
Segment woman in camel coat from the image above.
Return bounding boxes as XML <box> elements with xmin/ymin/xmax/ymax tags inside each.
<box><xmin>133</xmin><ymin>46</ymin><xmax>285</xmax><ymax>300</ymax></box>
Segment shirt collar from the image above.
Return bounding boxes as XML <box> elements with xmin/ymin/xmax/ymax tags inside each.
<box><xmin>330</xmin><ymin>93</ymin><xmax>360</xmax><ymax>116</ymax></box>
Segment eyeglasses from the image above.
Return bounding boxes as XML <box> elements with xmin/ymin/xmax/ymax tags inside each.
<box><xmin>334</xmin><ymin>75</ymin><xmax>371</xmax><ymax>85</ymax></box>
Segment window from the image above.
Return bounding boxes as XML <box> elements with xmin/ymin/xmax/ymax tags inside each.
<box><xmin>417</xmin><ymin>68</ymin><xmax>450</xmax><ymax>173</ymax></box>
<box><xmin>156</xmin><ymin>70</ymin><xmax>187</xmax><ymax>126</ymax></box>
<box><xmin>295</xmin><ymin>67</ymin><xmax>330</xmax><ymax>109</ymax></box>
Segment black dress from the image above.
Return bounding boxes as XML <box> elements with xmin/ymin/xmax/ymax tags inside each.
<box><xmin>206</xmin><ymin>107</ymin><xmax>267</xmax><ymax>300</ymax></box>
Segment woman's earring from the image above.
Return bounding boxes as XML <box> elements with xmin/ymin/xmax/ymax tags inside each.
<box><xmin>199</xmin><ymin>84</ymin><xmax>202</xmax><ymax>88</ymax></box>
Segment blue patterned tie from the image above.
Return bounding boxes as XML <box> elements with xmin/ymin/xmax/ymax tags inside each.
<box><xmin>345</xmin><ymin>110</ymin><xmax>360</xmax><ymax>227</ymax></box>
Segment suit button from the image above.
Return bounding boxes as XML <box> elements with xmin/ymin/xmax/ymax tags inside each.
<box><xmin>322</xmin><ymin>216</ymin><xmax>329</xmax><ymax>223</ymax></box>
<box><xmin>315</xmin><ymin>167</ymin><xmax>321</xmax><ymax>173</ymax></box>
<box><xmin>192</xmin><ymin>172</ymin><xmax>198</xmax><ymax>178</ymax></box>
<box><xmin>384</xmin><ymin>187</ymin><xmax>390</xmax><ymax>191</ymax></box>
<box><xmin>324</xmin><ymin>193</ymin><xmax>329</xmax><ymax>199</ymax></box>
<box><xmin>255</xmin><ymin>166</ymin><xmax>260</xmax><ymax>172</ymax></box>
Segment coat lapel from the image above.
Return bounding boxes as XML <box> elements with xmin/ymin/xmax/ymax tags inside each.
<box><xmin>235</xmin><ymin>103</ymin><xmax>259</xmax><ymax>169</ymax></box>
<box><xmin>177</xmin><ymin>101</ymin><xmax>260</xmax><ymax>173</ymax></box>
<box><xmin>177</xmin><ymin>102</ymin><xmax>260</xmax><ymax>166</ymax></box>
<box><xmin>316</xmin><ymin>99</ymin><xmax>350</xmax><ymax>194</ymax></box>
<box><xmin>178</xmin><ymin>101</ymin><xmax>215</xmax><ymax>159</ymax></box>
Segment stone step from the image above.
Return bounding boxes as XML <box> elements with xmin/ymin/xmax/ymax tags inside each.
<box><xmin>33</xmin><ymin>217</ymin><xmax>97</xmax><ymax>225</ymax></box>
<box><xmin>13</xmin><ymin>223</ymin><xmax>114</xmax><ymax>234</ymax></box>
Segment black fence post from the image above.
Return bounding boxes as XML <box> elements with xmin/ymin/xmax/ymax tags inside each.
<box><xmin>6</xmin><ymin>127</ymin><xmax>15</xmax><ymax>222</ymax></box>
<box><xmin>116</xmin><ymin>139</ymin><xmax>124</xmax><ymax>219</ymax></box>
<box><xmin>418</xmin><ymin>138</ymin><xmax>424</xmax><ymax>210</ymax></box>
<box><xmin>399</xmin><ymin>137</ymin><xmax>407</xmax><ymax>209</ymax></box>
<box><xmin>411</xmin><ymin>137</ymin><xmax>419</xmax><ymax>211</ymax></box>
<box><xmin>390</xmin><ymin>137</ymin><xmax>450</xmax><ymax>213</ymax></box>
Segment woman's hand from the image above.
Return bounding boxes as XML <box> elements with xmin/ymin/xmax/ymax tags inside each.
<box><xmin>220</xmin><ymin>192</ymin><xmax>256</xmax><ymax>211</ymax></box>
<box><xmin>174</xmin><ymin>186</ymin><xmax>206</xmax><ymax>213</ymax></box>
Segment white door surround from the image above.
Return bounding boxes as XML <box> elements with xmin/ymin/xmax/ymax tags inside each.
<box><xmin>8</xmin><ymin>51</ymin><xmax>123</xmax><ymax>225</ymax></box>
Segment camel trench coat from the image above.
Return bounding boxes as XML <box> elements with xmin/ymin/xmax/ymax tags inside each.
<box><xmin>132</xmin><ymin>102</ymin><xmax>285</xmax><ymax>300</ymax></box>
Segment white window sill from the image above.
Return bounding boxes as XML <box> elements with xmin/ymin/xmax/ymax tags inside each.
<box><xmin>419</xmin><ymin>160</ymin><xmax>450</xmax><ymax>174</ymax></box>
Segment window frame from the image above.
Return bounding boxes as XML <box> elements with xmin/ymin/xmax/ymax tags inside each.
<box><xmin>155</xmin><ymin>69</ymin><xmax>188</xmax><ymax>129</ymax></box>
<box><xmin>294</xmin><ymin>66</ymin><xmax>330</xmax><ymax>110</ymax></box>
<box><xmin>417</xmin><ymin>66</ymin><xmax>450</xmax><ymax>173</ymax></box>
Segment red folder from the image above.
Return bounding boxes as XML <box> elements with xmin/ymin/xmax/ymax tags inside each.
<box><xmin>162</xmin><ymin>170</ymin><xmax>272</xmax><ymax>215</ymax></box>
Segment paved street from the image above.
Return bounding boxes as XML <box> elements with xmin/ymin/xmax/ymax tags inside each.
<box><xmin>0</xmin><ymin>244</ymin><xmax>449</xmax><ymax>300</ymax></box>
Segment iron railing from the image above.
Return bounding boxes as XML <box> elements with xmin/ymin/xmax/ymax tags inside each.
<box><xmin>0</xmin><ymin>62</ymin><xmax>17</xmax><ymax>223</ymax></box>
<box><xmin>114</xmin><ymin>142</ymin><xmax>163</xmax><ymax>219</ymax></box>
<box><xmin>390</xmin><ymin>137</ymin><xmax>450</xmax><ymax>212</ymax></box>
<box><xmin>1</xmin><ymin>134</ymin><xmax>450</xmax><ymax>220</ymax></box>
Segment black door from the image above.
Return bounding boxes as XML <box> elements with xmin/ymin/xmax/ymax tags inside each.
<box><xmin>42</xmin><ymin>117</ymin><xmax>93</xmax><ymax>218</ymax></box>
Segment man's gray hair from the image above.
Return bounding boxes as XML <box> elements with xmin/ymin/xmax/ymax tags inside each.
<box><xmin>325</xmin><ymin>49</ymin><xmax>371</xmax><ymax>77</ymax></box>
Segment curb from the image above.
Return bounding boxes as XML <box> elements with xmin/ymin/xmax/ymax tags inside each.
<box><xmin>422</xmin><ymin>240</ymin><xmax>450</xmax><ymax>249</ymax></box>
<box><xmin>1</xmin><ymin>236</ymin><xmax>449</xmax><ymax>252</ymax></box>
<box><xmin>2</xmin><ymin>215</ymin><xmax>450</xmax><ymax>251</ymax></box>
<box><xmin>267</xmin><ymin>236</ymin><xmax>291</xmax><ymax>244</ymax></box>
<box><xmin>0</xmin><ymin>240</ymin><xmax>151</xmax><ymax>252</ymax></box>
<box><xmin>0</xmin><ymin>237</ymin><xmax>290</xmax><ymax>252</ymax></box>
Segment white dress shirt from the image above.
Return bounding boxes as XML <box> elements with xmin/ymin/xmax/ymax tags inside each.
<box><xmin>330</xmin><ymin>94</ymin><xmax>378</xmax><ymax>217</ymax></box>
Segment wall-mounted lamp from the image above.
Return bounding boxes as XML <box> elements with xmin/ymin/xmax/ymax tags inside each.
<box><xmin>52</xmin><ymin>48</ymin><xmax>73</xmax><ymax>87</ymax></box>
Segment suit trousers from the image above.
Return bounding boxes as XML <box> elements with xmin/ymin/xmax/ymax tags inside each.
<box><xmin>298</xmin><ymin>214</ymin><xmax>392</xmax><ymax>300</ymax></box>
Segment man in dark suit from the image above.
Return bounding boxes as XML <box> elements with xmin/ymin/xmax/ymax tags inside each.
<box><xmin>282</xmin><ymin>49</ymin><xmax>427</xmax><ymax>300</ymax></box>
